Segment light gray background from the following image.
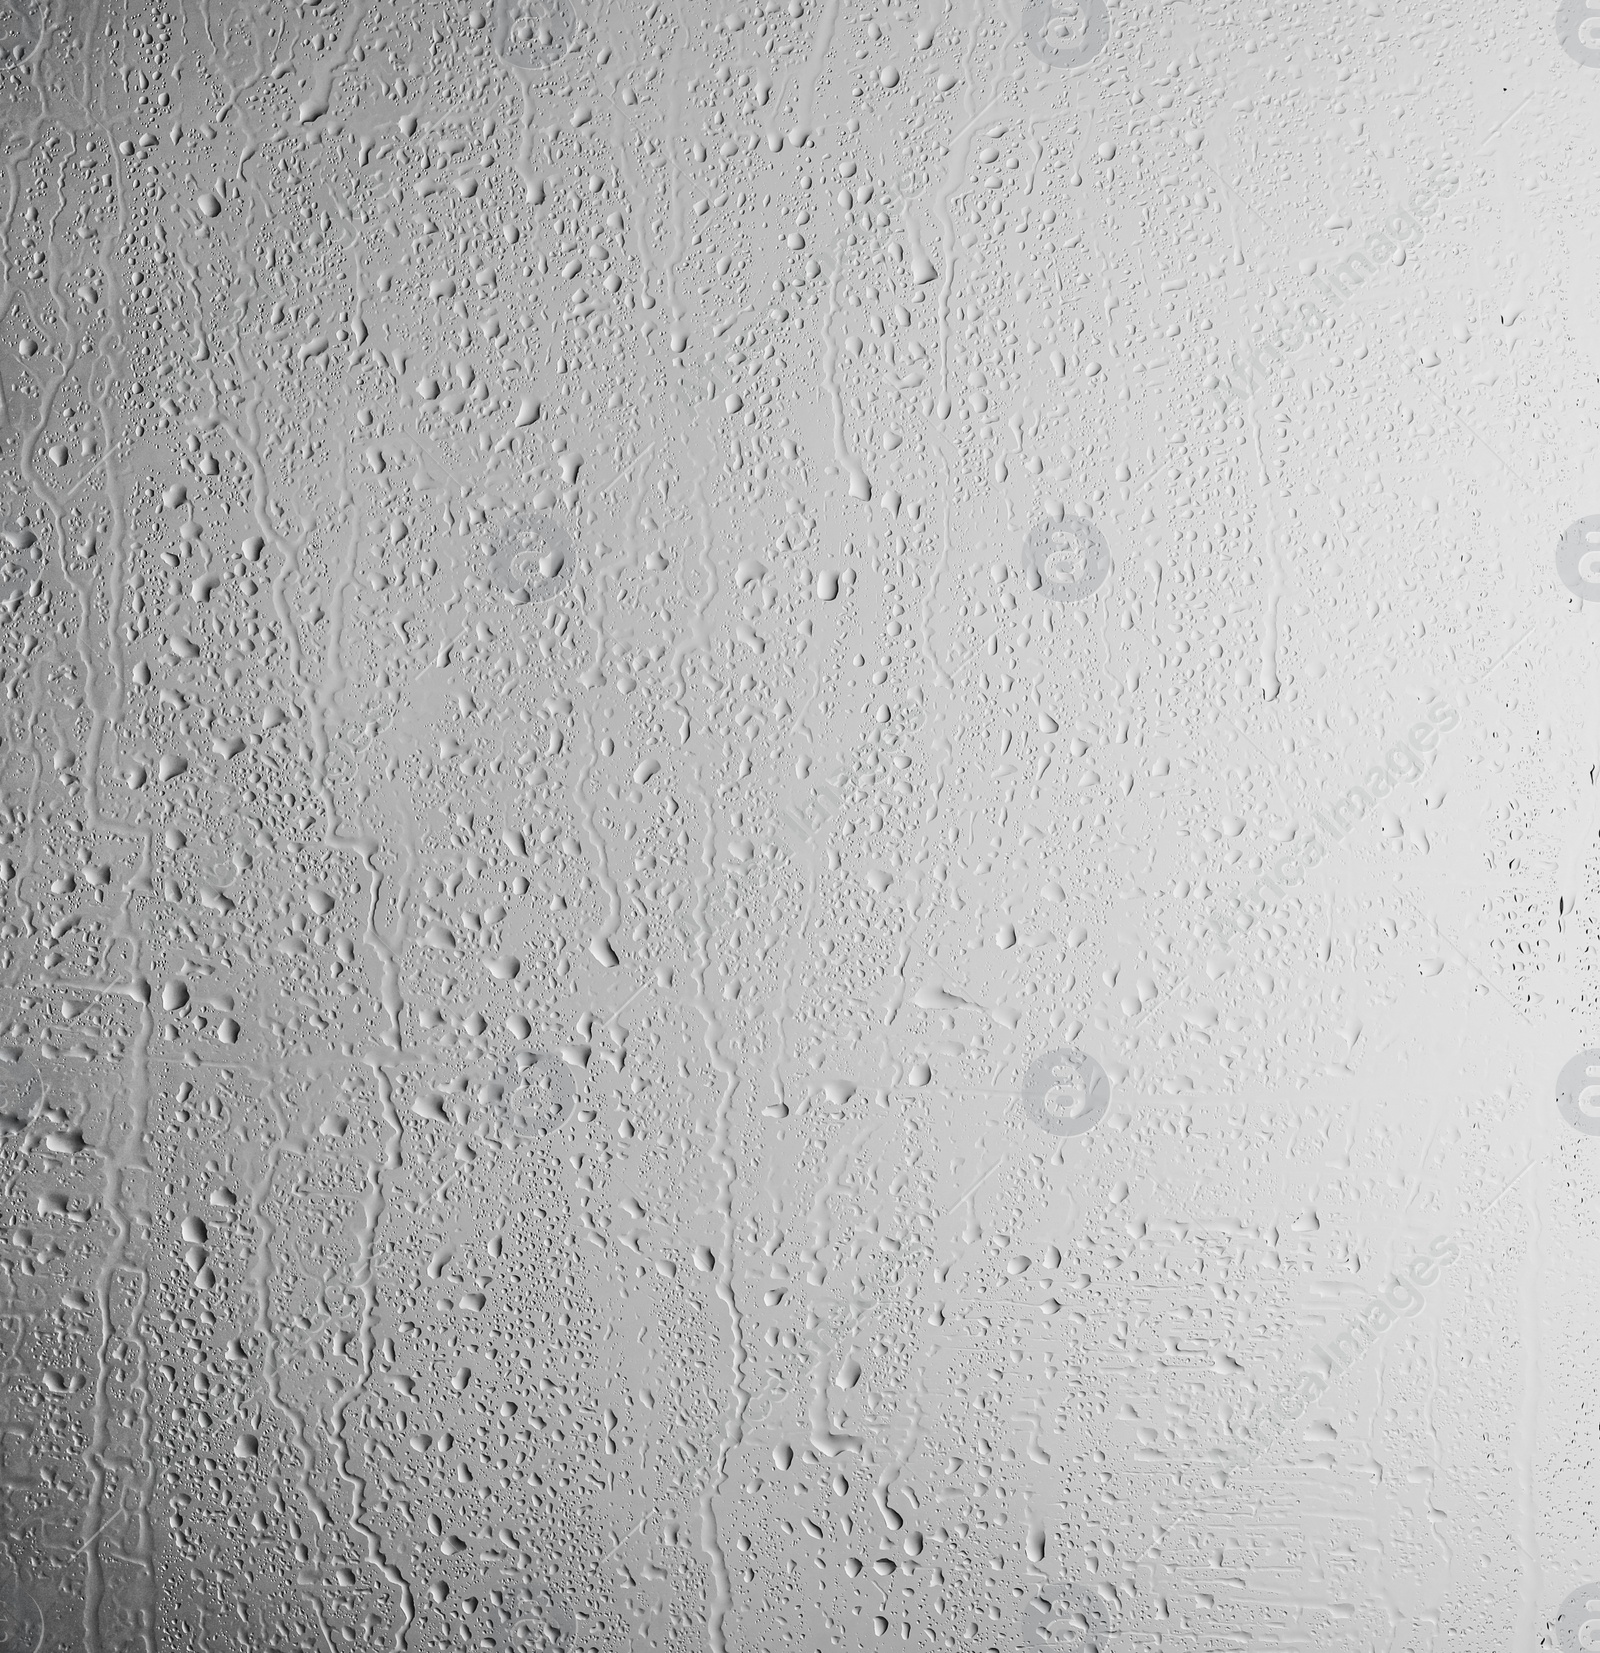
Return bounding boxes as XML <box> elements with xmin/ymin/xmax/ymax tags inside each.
<box><xmin>2</xmin><ymin>0</ymin><xmax>1599</xmax><ymax>1648</ymax></box>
